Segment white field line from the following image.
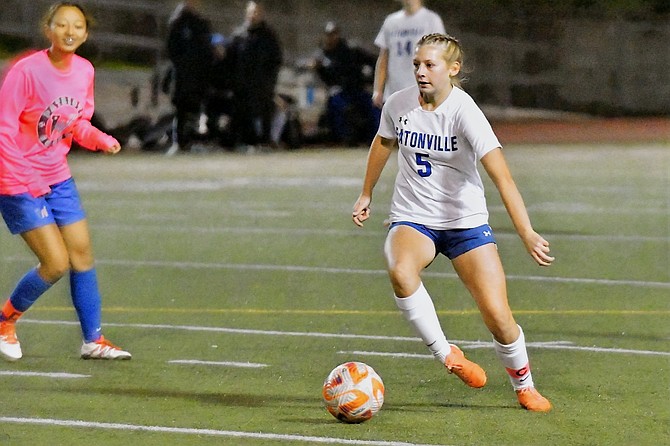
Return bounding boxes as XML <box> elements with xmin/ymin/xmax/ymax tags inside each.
<box><xmin>0</xmin><ymin>371</ymin><xmax>90</xmax><ymax>378</ymax></box>
<box><xmin>0</xmin><ymin>417</ymin><xmax>449</xmax><ymax>446</ymax></box>
<box><xmin>21</xmin><ymin>319</ymin><xmax>670</xmax><ymax>357</ymax></box>
<box><xmin>0</xmin><ymin>360</ymin><xmax>264</xmax><ymax>382</ymax></box>
<box><xmin>168</xmin><ymin>359</ymin><xmax>268</xmax><ymax>368</ymax></box>
<box><xmin>91</xmin><ymin>222</ymin><xmax>670</xmax><ymax>243</ymax></box>
<box><xmin>88</xmin><ymin>258</ymin><xmax>670</xmax><ymax>289</ymax></box>
<box><xmin>77</xmin><ymin>176</ymin><xmax>362</xmax><ymax>192</ymax></box>
<box><xmin>339</xmin><ymin>342</ymin><xmax>670</xmax><ymax>358</ymax></box>
<box><xmin>3</xmin><ymin>255</ymin><xmax>667</xmax><ymax>289</ymax></box>
<box><xmin>91</xmin><ymin>220</ymin><xmax>670</xmax><ymax>242</ymax></box>
<box><xmin>83</xmin><ymin>193</ymin><xmax>669</xmax><ymax>216</ymax></box>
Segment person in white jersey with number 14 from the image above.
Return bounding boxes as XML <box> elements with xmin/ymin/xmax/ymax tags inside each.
<box><xmin>352</xmin><ymin>33</ymin><xmax>554</xmax><ymax>412</ymax></box>
<box><xmin>372</xmin><ymin>0</ymin><xmax>445</xmax><ymax>108</ymax></box>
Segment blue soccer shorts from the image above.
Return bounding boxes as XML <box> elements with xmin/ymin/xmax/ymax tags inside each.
<box><xmin>0</xmin><ymin>177</ymin><xmax>86</xmax><ymax>234</ymax></box>
<box><xmin>389</xmin><ymin>221</ymin><xmax>496</xmax><ymax>260</ymax></box>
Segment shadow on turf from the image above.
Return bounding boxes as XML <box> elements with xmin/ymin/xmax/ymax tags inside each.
<box><xmin>63</xmin><ymin>386</ymin><xmax>517</xmax><ymax>414</ymax></box>
<box><xmin>66</xmin><ymin>386</ymin><xmax>317</xmax><ymax>407</ymax></box>
<box><xmin>436</xmin><ymin>401</ymin><xmax>513</xmax><ymax>410</ymax></box>
<box><xmin>385</xmin><ymin>402</ymin><xmax>513</xmax><ymax>411</ymax></box>
<box><xmin>280</xmin><ymin>401</ymin><xmax>516</xmax><ymax>426</ymax></box>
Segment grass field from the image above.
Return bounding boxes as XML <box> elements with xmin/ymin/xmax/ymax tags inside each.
<box><xmin>0</xmin><ymin>142</ymin><xmax>668</xmax><ymax>445</ymax></box>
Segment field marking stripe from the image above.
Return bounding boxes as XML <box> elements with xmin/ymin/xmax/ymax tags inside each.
<box><xmin>100</xmin><ymin>259</ymin><xmax>670</xmax><ymax>289</ymax></box>
<box><xmin>21</xmin><ymin>319</ymin><xmax>669</xmax><ymax>357</ymax></box>
<box><xmin>0</xmin><ymin>416</ymin><xmax>448</xmax><ymax>446</ymax></box>
<box><xmin>21</xmin><ymin>319</ymin><xmax>422</xmax><ymax>342</ymax></box>
<box><xmin>92</xmin><ymin>223</ymin><xmax>670</xmax><ymax>243</ymax></box>
<box><xmin>521</xmin><ymin>344</ymin><xmax>670</xmax><ymax>356</ymax></box>
<box><xmin>168</xmin><ymin>359</ymin><xmax>268</xmax><ymax>368</ymax></box>
<box><xmin>0</xmin><ymin>371</ymin><xmax>90</xmax><ymax>378</ymax></box>
<box><xmin>28</xmin><ymin>307</ymin><xmax>670</xmax><ymax>316</ymax></box>
<box><xmin>4</xmin><ymin>256</ymin><xmax>667</xmax><ymax>289</ymax></box>
<box><xmin>341</xmin><ymin>343</ymin><xmax>670</xmax><ymax>357</ymax></box>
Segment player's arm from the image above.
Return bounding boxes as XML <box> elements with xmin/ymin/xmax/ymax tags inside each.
<box><xmin>71</xmin><ymin>119</ymin><xmax>121</xmax><ymax>153</ymax></box>
<box><xmin>71</xmin><ymin>74</ymin><xmax>121</xmax><ymax>154</ymax></box>
<box><xmin>372</xmin><ymin>48</ymin><xmax>388</xmax><ymax>108</ymax></box>
<box><xmin>480</xmin><ymin>148</ymin><xmax>554</xmax><ymax>266</ymax></box>
<box><xmin>352</xmin><ymin>134</ymin><xmax>395</xmax><ymax>227</ymax></box>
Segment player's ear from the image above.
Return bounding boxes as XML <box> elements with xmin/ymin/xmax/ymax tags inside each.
<box><xmin>449</xmin><ymin>61</ymin><xmax>461</xmax><ymax>77</ymax></box>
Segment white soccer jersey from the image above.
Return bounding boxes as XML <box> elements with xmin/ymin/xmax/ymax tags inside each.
<box><xmin>378</xmin><ymin>86</ymin><xmax>501</xmax><ymax>229</ymax></box>
<box><xmin>374</xmin><ymin>7</ymin><xmax>445</xmax><ymax>100</ymax></box>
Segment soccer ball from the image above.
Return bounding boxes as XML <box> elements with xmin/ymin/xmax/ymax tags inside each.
<box><xmin>322</xmin><ymin>361</ymin><xmax>385</xmax><ymax>423</ymax></box>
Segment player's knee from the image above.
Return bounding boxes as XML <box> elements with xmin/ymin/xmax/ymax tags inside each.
<box><xmin>387</xmin><ymin>264</ymin><xmax>420</xmax><ymax>296</ymax></box>
<box><xmin>68</xmin><ymin>250</ymin><xmax>95</xmax><ymax>271</ymax></box>
<box><xmin>39</xmin><ymin>256</ymin><xmax>70</xmax><ymax>283</ymax></box>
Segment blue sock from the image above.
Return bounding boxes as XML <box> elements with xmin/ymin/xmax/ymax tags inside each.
<box><xmin>70</xmin><ymin>269</ymin><xmax>102</xmax><ymax>343</ymax></box>
<box><xmin>8</xmin><ymin>268</ymin><xmax>52</xmax><ymax>313</ymax></box>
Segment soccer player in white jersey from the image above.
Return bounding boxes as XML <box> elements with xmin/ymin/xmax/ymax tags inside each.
<box><xmin>372</xmin><ymin>0</ymin><xmax>445</xmax><ymax>108</ymax></box>
<box><xmin>352</xmin><ymin>33</ymin><xmax>554</xmax><ymax>412</ymax></box>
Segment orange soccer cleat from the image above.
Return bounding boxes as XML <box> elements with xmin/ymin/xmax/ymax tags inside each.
<box><xmin>516</xmin><ymin>387</ymin><xmax>552</xmax><ymax>412</ymax></box>
<box><xmin>445</xmin><ymin>345</ymin><xmax>487</xmax><ymax>388</ymax></box>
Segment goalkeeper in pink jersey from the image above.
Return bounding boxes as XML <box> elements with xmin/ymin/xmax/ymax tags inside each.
<box><xmin>0</xmin><ymin>2</ymin><xmax>131</xmax><ymax>361</ymax></box>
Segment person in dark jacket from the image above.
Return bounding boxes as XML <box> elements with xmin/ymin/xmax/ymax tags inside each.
<box><xmin>227</xmin><ymin>1</ymin><xmax>282</xmax><ymax>148</ymax></box>
<box><xmin>313</xmin><ymin>22</ymin><xmax>379</xmax><ymax>146</ymax></box>
<box><xmin>166</xmin><ymin>0</ymin><xmax>213</xmax><ymax>154</ymax></box>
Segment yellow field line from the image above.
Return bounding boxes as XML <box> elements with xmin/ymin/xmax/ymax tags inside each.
<box><xmin>30</xmin><ymin>306</ymin><xmax>670</xmax><ymax>316</ymax></box>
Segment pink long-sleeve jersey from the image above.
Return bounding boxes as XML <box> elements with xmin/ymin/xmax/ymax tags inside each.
<box><xmin>0</xmin><ymin>49</ymin><xmax>118</xmax><ymax>197</ymax></box>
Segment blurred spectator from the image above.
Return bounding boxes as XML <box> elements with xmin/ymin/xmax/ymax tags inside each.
<box><xmin>312</xmin><ymin>22</ymin><xmax>379</xmax><ymax>146</ymax></box>
<box><xmin>165</xmin><ymin>0</ymin><xmax>213</xmax><ymax>154</ymax></box>
<box><xmin>227</xmin><ymin>1</ymin><xmax>283</xmax><ymax>148</ymax></box>
<box><xmin>206</xmin><ymin>33</ymin><xmax>235</xmax><ymax>148</ymax></box>
<box><xmin>372</xmin><ymin>0</ymin><xmax>445</xmax><ymax>108</ymax></box>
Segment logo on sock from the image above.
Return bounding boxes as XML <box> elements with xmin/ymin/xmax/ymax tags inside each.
<box><xmin>506</xmin><ymin>364</ymin><xmax>530</xmax><ymax>381</ymax></box>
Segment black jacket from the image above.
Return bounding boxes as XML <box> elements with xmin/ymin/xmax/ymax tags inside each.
<box><xmin>227</xmin><ymin>21</ymin><xmax>282</xmax><ymax>103</ymax></box>
<box><xmin>166</xmin><ymin>7</ymin><xmax>213</xmax><ymax>100</ymax></box>
<box><xmin>315</xmin><ymin>39</ymin><xmax>375</xmax><ymax>93</ymax></box>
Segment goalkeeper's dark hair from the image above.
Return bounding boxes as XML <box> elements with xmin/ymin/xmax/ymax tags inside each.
<box><xmin>42</xmin><ymin>2</ymin><xmax>94</xmax><ymax>30</ymax></box>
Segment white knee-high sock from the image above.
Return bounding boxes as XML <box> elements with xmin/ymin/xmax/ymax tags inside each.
<box><xmin>395</xmin><ymin>282</ymin><xmax>451</xmax><ymax>364</ymax></box>
<box><xmin>493</xmin><ymin>325</ymin><xmax>535</xmax><ymax>390</ymax></box>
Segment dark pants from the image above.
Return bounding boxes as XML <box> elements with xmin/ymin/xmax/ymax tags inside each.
<box><xmin>326</xmin><ymin>89</ymin><xmax>380</xmax><ymax>145</ymax></box>
<box><xmin>231</xmin><ymin>93</ymin><xmax>275</xmax><ymax>146</ymax></box>
<box><xmin>172</xmin><ymin>96</ymin><xmax>204</xmax><ymax>148</ymax></box>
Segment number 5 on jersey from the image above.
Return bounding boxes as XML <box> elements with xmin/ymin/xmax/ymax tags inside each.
<box><xmin>416</xmin><ymin>153</ymin><xmax>432</xmax><ymax>177</ymax></box>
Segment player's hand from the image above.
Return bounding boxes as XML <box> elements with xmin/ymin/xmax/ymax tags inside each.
<box><xmin>103</xmin><ymin>142</ymin><xmax>121</xmax><ymax>154</ymax></box>
<box><xmin>99</xmin><ymin>135</ymin><xmax>121</xmax><ymax>154</ymax></box>
<box><xmin>524</xmin><ymin>232</ymin><xmax>555</xmax><ymax>266</ymax></box>
<box><xmin>352</xmin><ymin>195</ymin><xmax>372</xmax><ymax>227</ymax></box>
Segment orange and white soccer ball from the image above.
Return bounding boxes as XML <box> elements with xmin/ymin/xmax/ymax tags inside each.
<box><xmin>322</xmin><ymin>361</ymin><xmax>385</xmax><ymax>423</ymax></box>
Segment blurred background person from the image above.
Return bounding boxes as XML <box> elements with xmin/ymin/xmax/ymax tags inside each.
<box><xmin>227</xmin><ymin>1</ymin><xmax>283</xmax><ymax>150</ymax></box>
<box><xmin>312</xmin><ymin>21</ymin><xmax>379</xmax><ymax>146</ymax></box>
<box><xmin>205</xmin><ymin>32</ymin><xmax>235</xmax><ymax>149</ymax></box>
<box><xmin>165</xmin><ymin>0</ymin><xmax>213</xmax><ymax>155</ymax></box>
<box><xmin>372</xmin><ymin>0</ymin><xmax>445</xmax><ymax>108</ymax></box>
